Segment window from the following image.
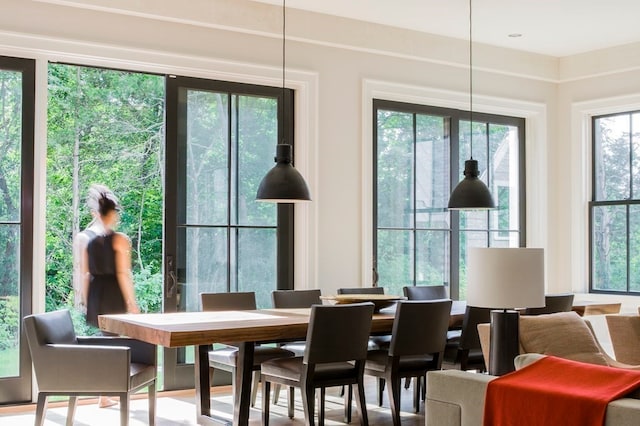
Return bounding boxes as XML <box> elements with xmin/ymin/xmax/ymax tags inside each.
<box><xmin>373</xmin><ymin>99</ymin><xmax>525</xmax><ymax>299</ymax></box>
<box><xmin>590</xmin><ymin>112</ymin><xmax>640</xmax><ymax>293</ymax></box>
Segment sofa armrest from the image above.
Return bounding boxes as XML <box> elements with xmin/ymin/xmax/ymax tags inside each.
<box><xmin>77</xmin><ymin>336</ymin><xmax>156</xmax><ymax>365</ymax></box>
<box><xmin>427</xmin><ymin>370</ymin><xmax>496</xmax><ymax>426</ymax></box>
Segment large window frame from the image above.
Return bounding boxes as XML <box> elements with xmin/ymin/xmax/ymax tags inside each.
<box><xmin>589</xmin><ymin>110</ymin><xmax>640</xmax><ymax>294</ymax></box>
<box><xmin>373</xmin><ymin>99</ymin><xmax>526</xmax><ymax>300</ymax></box>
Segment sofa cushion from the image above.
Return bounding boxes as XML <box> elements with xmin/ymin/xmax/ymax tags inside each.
<box><xmin>519</xmin><ymin>312</ymin><xmax>609</xmax><ymax>366</ymax></box>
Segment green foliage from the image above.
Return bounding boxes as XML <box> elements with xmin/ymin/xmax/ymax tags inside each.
<box><xmin>0</xmin><ymin>296</ymin><xmax>19</xmax><ymax>350</ymax></box>
<box><xmin>46</xmin><ymin>64</ymin><xmax>164</xmax><ymax>328</ymax></box>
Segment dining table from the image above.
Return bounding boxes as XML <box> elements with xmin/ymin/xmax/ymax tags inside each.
<box><xmin>99</xmin><ymin>300</ymin><xmax>466</xmax><ymax>426</ymax></box>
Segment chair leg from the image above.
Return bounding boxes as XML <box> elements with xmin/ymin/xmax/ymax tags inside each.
<box><xmin>387</xmin><ymin>375</ymin><xmax>402</xmax><ymax>426</ymax></box>
<box><xmin>251</xmin><ymin>370</ymin><xmax>260</xmax><ymax>407</ymax></box>
<box><xmin>120</xmin><ymin>393</ymin><xmax>130</xmax><ymax>426</ymax></box>
<box><xmin>35</xmin><ymin>394</ymin><xmax>47</xmax><ymax>426</ymax></box>
<box><xmin>413</xmin><ymin>377</ymin><xmax>420</xmax><ymax>413</ymax></box>
<box><xmin>354</xmin><ymin>379</ymin><xmax>369</xmax><ymax>426</ymax></box>
<box><xmin>66</xmin><ymin>396</ymin><xmax>77</xmax><ymax>426</ymax></box>
<box><xmin>377</xmin><ymin>378</ymin><xmax>385</xmax><ymax>407</ymax></box>
<box><xmin>344</xmin><ymin>384</ymin><xmax>353</xmax><ymax>423</ymax></box>
<box><xmin>148</xmin><ymin>382</ymin><xmax>157</xmax><ymax>426</ymax></box>
<box><xmin>301</xmin><ymin>382</ymin><xmax>316</xmax><ymax>426</ymax></box>
<box><xmin>404</xmin><ymin>377</ymin><xmax>411</xmax><ymax>389</ymax></box>
<box><xmin>288</xmin><ymin>386</ymin><xmax>295</xmax><ymax>419</ymax></box>
<box><xmin>262</xmin><ymin>379</ymin><xmax>271</xmax><ymax>426</ymax></box>
<box><xmin>421</xmin><ymin>375</ymin><xmax>426</xmax><ymax>401</ymax></box>
<box><xmin>273</xmin><ymin>383</ymin><xmax>281</xmax><ymax>404</ymax></box>
<box><xmin>318</xmin><ymin>387</ymin><xmax>326</xmax><ymax>426</ymax></box>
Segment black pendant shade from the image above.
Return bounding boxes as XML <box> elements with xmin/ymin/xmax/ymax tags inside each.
<box><xmin>256</xmin><ymin>144</ymin><xmax>311</xmax><ymax>203</ymax></box>
<box><xmin>448</xmin><ymin>159</ymin><xmax>495</xmax><ymax>210</ymax></box>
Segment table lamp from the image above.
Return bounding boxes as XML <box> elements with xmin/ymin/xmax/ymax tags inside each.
<box><xmin>467</xmin><ymin>247</ymin><xmax>545</xmax><ymax>376</ymax></box>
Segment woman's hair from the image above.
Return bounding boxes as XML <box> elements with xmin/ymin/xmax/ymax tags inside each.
<box><xmin>87</xmin><ymin>184</ymin><xmax>120</xmax><ymax>217</ymax></box>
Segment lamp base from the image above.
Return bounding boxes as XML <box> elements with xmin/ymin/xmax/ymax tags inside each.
<box><xmin>489</xmin><ymin>310</ymin><xmax>520</xmax><ymax>376</ymax></box>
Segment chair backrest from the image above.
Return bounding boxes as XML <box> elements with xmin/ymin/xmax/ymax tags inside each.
<box><xmin>337</xmin><ymin>287</ymin><xmax>385</xmax><ymax>295</ymax></box>
<box><xmin>606</xmin><ymin>315</ymin><xmax>640</xmax><ymax>365</ymax></box>
<box><xmin>403</xmin><ymin>285</ymin><xmax>447</xmax><ymax>301</ymax></box>
<box><xmin>23</xmin><ymin>310</ymin><xmax>78</xmax><ymax>383</ymax></box>
<box><xmin>304</xmin><ymin>303</ymin><xmax>374</xmax><ymax>364</ymax></box>
<box><xmin>389</xmin><ymin>299</ymin><xmax>452</xmax><ymax>357</ymax></box>
<box><xmin>524</xmin><ymin>293</ymin><xmax>574</xmax><ymax>315</ymax></box>
<box><xmin>458</xmin><ymin>306</ymin><xmax>492</xmax><ymax>350</ymax></box>
<box><xmin>200</xmin><ymin>292</ymin><xmax>256</xmax><ymax>311</ymax></box>
<box><xmin>272</xmin><ymin>289</ymin><xmax>322</xmax><ymax>309</ymax></box>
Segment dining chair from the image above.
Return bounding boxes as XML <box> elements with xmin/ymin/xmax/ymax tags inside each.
<box><xmin>200</xmin><ymin>292</ymin><xmax>295</xmax><ymax>409</ymax></box>
<box><xmin>524</xmin><ymin>293</ymin><xmax>575</xmax><ymax>315</ymax></box>
<box><xmin>270</xmin><ymin>289</ymin><xmax>322</xmax><ymax>411</ymax></box>
<box><xmin>23</xmin><ymin>310</ymin><xmax>157</xmax><ymax>426</ymax></box>
<box><xmin>444</xmin><ymin>305</ymin><xmax>492</xmax><ymax>371</ymax></box>
<box><xmin>364</xmin><ymin>300</ymin><xmax>451</xmax><ymax>425</ymax></box>
<box><xmin>337</xmin><ymin>287</ymin><xmax>385</xmax><ymax>295</ymax></box>
<box><xmin>403</xmin><ymin>285</ymin><xmax>448</xmax><ymax>301</ymax></box>
<box><xmin>261</xmin><ymin>302</ymin><xmax>375</xmax><ymax>426</ymax></box>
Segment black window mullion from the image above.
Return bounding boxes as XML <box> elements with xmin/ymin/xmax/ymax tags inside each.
<box><xmin>226</xmin><ymin>93</ymin><xmax>233</xmax><ymax>293</ymax></box>
<box><xmin>627</xmin><ymin>204</ymin><xmax>631</xmax><ymax>293</ymax></box>
<box><xmin>450</xmin><ymin>117</ymin><xmax>460</xmax><ymax>300</ymax></box>
<box><xmin>412</xmin><ymin>113</ymin><xmax>417</xmax><ymax>287</ymax></box>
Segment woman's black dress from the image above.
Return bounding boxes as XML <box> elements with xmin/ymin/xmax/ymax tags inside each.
<box><xmin>85</xmin><ymin>230</ymin><xmax>126</xmax><ymax>327</ymax></box>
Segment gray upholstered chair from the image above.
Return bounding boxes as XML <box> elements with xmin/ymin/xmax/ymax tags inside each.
<box><xmin>524</xmin><ymin>293</ymin><xmax>574</xmax><ymax>315</ymax></box>
<box><xmin>444</xmin><ymin>306</ymin><xmax>492</xmax><ymax>371</ymax></box>
<box><xmin>261</xmin><ymin>302</ymin><xmax>375</xmax><ymax>426</ymax></box>
<box><xmin>337</xmin><ymin>287</ymin><xmax>385</xmax><ymax>295</ymax></box>
<box><xmin>200</xmin><ymin>292</ymin><xmax>294</xmax><ymax>409</ymax></box>
<box><xmin>403</xmin><ymin>285</ymin><xmax>448</xmax><ymax>301</ymax></box>
<box><xmin>271</xmin><ymin>289</ymin><xmax>322</xmax><ymax>410</ymax></box>
<box><xmin>23</xmin><ymin>309</ymin><xmax>156</xmax><ymax>426</ymax></box>
<box><xmin>364</xmin><ymin>300</ymin><xmax>452</xmax><ymax>425</ymax></box>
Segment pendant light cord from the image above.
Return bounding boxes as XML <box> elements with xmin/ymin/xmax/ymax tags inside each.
<box><xmin>282</xmin><ymin>0</ymin><xmax>287</xmax><ymax>144</ymax></box>
<box><xmin>469</xmin><ymin>0</ymin><xmax>474</xmax><ymax>160</ymax></box>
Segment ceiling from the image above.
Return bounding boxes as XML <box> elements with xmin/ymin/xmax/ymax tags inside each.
<box><xmin>251</xmin><ymin>0</ymin><xmax>640</xmax><ymax>57</ymax></box>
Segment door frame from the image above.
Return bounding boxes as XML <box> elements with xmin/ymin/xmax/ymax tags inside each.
<box><xmin>0</xmin><ymin>55</ymin><xmax>35</xmax><ymax>404</ymax></box>
<box><xmin>163</xmin><ymin>75</ymin><xmax>295</xmax><ymax>389</ymax></box>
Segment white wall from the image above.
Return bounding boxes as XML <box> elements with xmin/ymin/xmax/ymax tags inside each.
<box><xmin>0</xmin><ymin>0</ymin><xmax>568</xmax><ymax>298</ymax></box>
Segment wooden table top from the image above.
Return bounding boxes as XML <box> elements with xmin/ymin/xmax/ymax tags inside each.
<box><xmin>99</xmin><ymin>308</ymin><xmax>397</xmax><ymax>348</ymax></box>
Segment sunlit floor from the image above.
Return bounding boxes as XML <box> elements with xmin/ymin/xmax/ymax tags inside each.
<box><xmin>0</xmin><ymin>376</ymin><xmax>425</xmax><ymax>425</ymax></box>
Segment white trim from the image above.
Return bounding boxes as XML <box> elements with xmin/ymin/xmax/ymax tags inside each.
<box><xmin>570</xmin><ymin>93</ymin><xmax>640</xmax><ymax>293</ymax></box>
<box><xmin>362</xmin><ymin>79</ymin><xmax>548</xmax><ymax>292</ymax></box>
<box><xmin>0</xmin><ymin>29</ymin><xmax>319</xmax><ymax>297</ymax></box>
<box><xmin>32</xmin><ymin>59</ymin><xmax>48</xmax><ymax>316</ymax></box>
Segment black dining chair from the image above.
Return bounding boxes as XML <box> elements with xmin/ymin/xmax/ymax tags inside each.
<box><xmin>337</xmin><ymin>287</ymin><xmax>385</xmax><ymax>295</ymax></box>
<box><xmin>270</xmin><ymin>289</ymin><xmax>322</xmax><ymax>413</ymax></box>
<box><xmin>403</xmin><ymin>285</ymin><xmax>447</xmax><ymax>301</ymax></box>
<box><xmin>444</xmin><ymin>305</ymin><xmax>492</xmax><ymax>371</ymax></box>
<box><xmin>364</xmin><ymin>300</ymin><xmax>452</xmax><ymax>425</ymax></box>
<box><xmin>200</xmin><ymin>292</ymin><xmax>295</xmax><ymax>409</ymax></box>
<box><xmin>524</xmin><ymin>293</ymin><xmax>574</xmax><ymax>315</ymax></box>
<box><xmin>261</xmin><ymin>302</ymin><xmax>375</xmax><ymax>426</ymax></box>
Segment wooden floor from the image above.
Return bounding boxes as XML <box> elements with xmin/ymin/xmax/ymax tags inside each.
<box><xmin>0</xmin><ymin>376</ymin><xmax>425</xmax><ymax>425</ymax></box>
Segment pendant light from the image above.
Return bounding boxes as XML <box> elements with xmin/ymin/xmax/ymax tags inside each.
<box><xmin>448</xmin><ymin>0</ymin><xmax>495</xmax><ymax>210</ymax></box>
<box><xmin>256</xmin><ymin>0</ymin><xmax>311</xmax><ymax>203</ymax></box>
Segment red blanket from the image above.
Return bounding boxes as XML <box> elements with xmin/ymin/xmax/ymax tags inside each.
<box><xmin>483</xmin><ymin>356</ymin><xmax>640</xmax><ymax>426</ymax></box>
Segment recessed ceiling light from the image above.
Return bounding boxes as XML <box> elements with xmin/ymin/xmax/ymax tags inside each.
<box><xmin>508</xmin><ymin>33</ymin><xmax>523</xmax><ymax>38</ymax></box>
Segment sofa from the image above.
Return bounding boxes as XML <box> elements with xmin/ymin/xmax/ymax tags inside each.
<box><xmin>426</xmin><ymin>368</ymin><xmax>640</xmax><ymax>426</ymax></box>
<box><xmin>426</xmin><ymin>312</ymin><xmax>640</xmax><ymax>426</ymax></box>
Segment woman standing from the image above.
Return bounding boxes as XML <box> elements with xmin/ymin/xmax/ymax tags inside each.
<box><xmin>80</xmin><ymin>184</ymin><xmax>140</xmax><ymax>329</ymax></box>
<box><xmin>75</xmin><ymin>185</ymin><xmax>140</xmax><ymax>408</ymax></box>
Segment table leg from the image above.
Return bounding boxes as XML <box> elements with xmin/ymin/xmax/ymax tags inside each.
<box><xmin>233</xmin><ymin>342</ymin><xmax>255</xmax><ymax>426</ymax></box>
<box><xmin>195</xmin><ymin>344</ymin><xmax>211</xmax><ymax>418</ymax></box>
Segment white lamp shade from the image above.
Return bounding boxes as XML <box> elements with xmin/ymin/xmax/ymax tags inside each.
<box><xmin>466</xmin><ymin>248</ymin><xmax>545</xmax><ymax>309</ymax></box>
